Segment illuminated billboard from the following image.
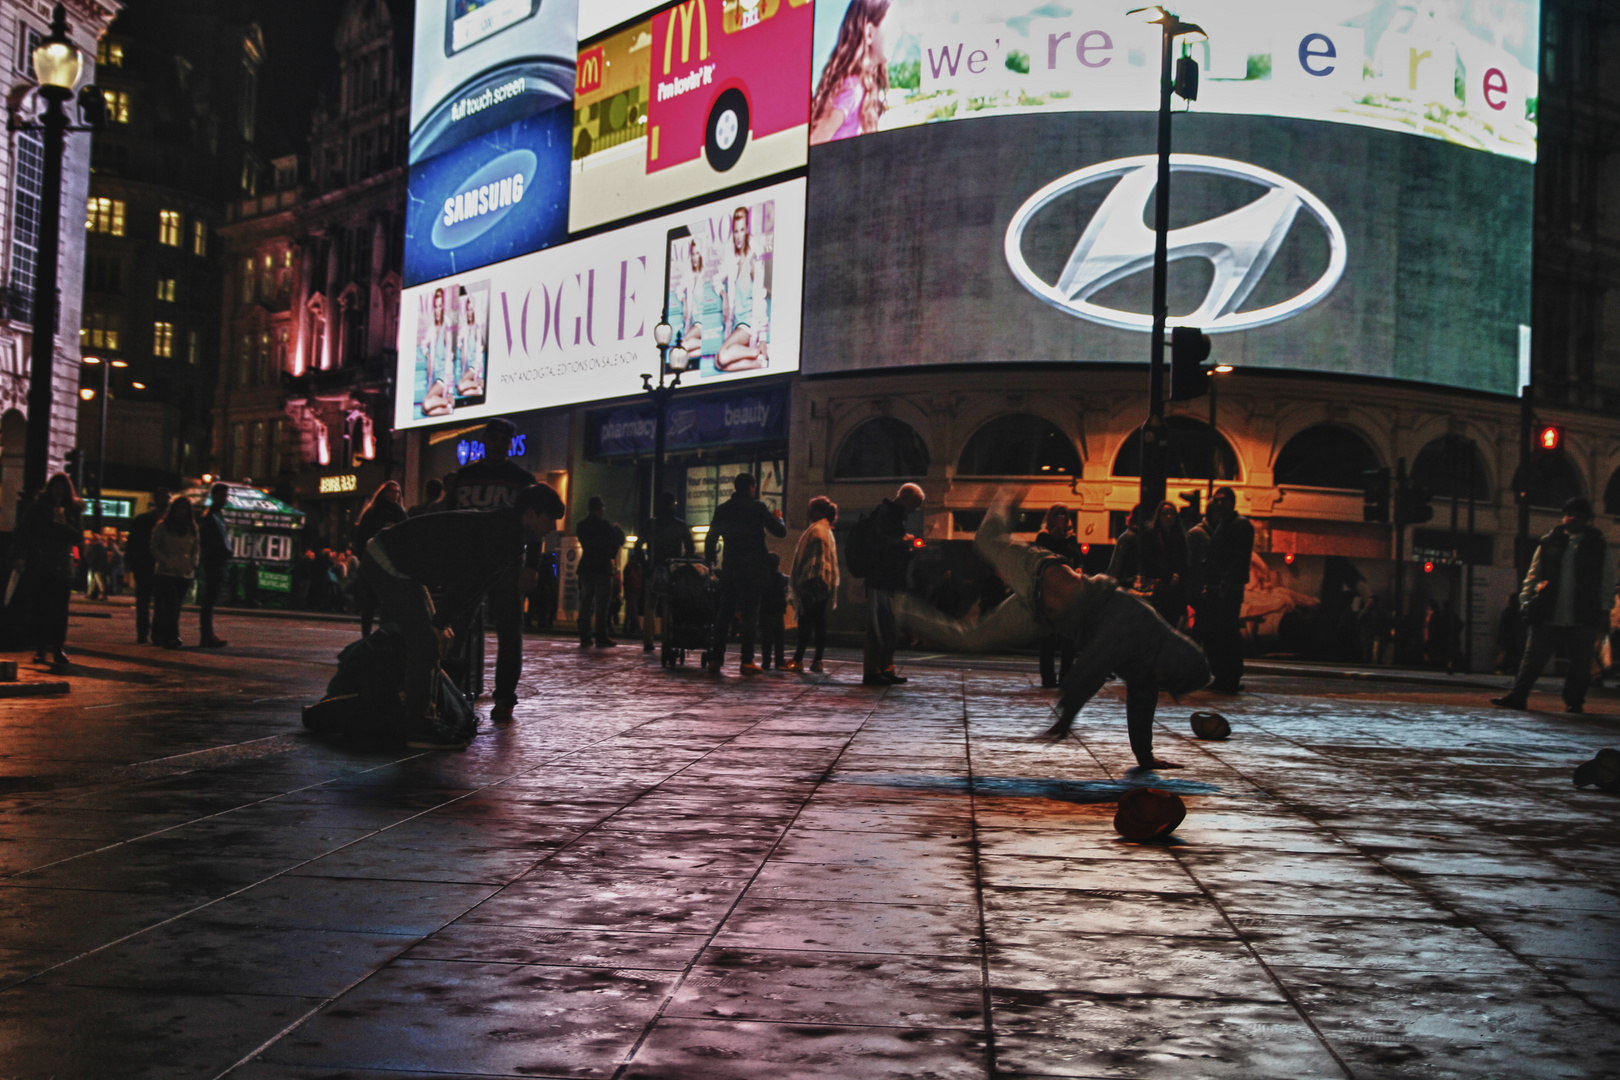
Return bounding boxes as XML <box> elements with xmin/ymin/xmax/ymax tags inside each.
<box><xmin>396</xmin><ymin>177</ymin><xmax>806</xmax><ymax>430</ymax></box>
<box><xmin>570</xmin><ymin>0</ymin><xmax>814</xmax><ymax>232</ymax></box>
<box><xmin>803</xmin><ymin>0</ymin><xmax>1538</xmax><ymax>395</ymax></box>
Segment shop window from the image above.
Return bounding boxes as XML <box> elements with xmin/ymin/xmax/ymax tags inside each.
<box><xmin>833</xmin><ymin>417</ymin><xmax>929</xmax><ymax>480</ymax></box>
<box><xmin>1273</xmin><ymin>424</ymin><xmax>1379</xmax><ymax>490</ymax></box>
<box><xmin>158</xmin><ymin>209</ymin><xmax>181</xmax><ymax>246</ymax></box>
<box><xmin>959</xmin><ymin>414</ymin><xmax>1080</xmax><ymax>477</ymax></box>
<box><xmin>1411</xmin><ymin>435</ymin><xmax>1492</xmax><ymax>501</ymax></box>
<box><xmin>1513</xmin><ymin>451</ymin><xmax>1584</xmax><ymax>510</ymax></box>
<box><xmin>1112</xmin><ymin>415</ymin><xmax>1240</xmax><ymax>480</ymax></box>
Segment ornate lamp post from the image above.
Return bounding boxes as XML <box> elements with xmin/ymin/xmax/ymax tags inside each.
<box><xmin>640</xmin><ymin>322</ymin><xmax>687</xmax><ymax>650</ymax></box>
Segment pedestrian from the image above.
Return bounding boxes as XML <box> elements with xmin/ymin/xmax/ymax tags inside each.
<box><xmin>1035</xmin><ymin>504</ymin><xmax>1083</xmax><ymax>687</ymax></box>
<box><xmin>636</xmin><ymin>490</ymin><xmax>697</xmax><ymax>641</ymax></box>
<box><xmin>1492</xmin><ymin>497</ymin><xmax>1616</xmax><ymax>714</ymax></box>
<box><xmin>13</xmin><ymin>473</ymin><xmax>82</xmax><ymax>664</ymax></box>
<box><xmin>574</xmin><ymin>495</ymin><xmax>625</xmax><ymax>647</ymax></box>
<box><xmin>788</xmin><ymin>495</ymin><xmax>839</xmax><ymax>673</ymax></box>
<box><xmin>358</xmin><ymin>483</ymin><xmax>563</xmax><ymax>745</ymax></box>
<box><xmin>1108</xmin><ymin>500</ymin><xmax>1189</xmax><ymax>629</ymax></box>
<box><xmin>125</xmin><ymin>489</ymin><xmax>170</xmax><ymax>643</ymax></box>
<box><xmin>407</xmin><ymin>476</ymin><xmax>444</xmax><ymax>517</ymax></box>
<box><xmin>1494</xmin><ymin>592</ymin><xmax>1524</xmax><ymax>675</ymax></box>
<box><xmin>1357</xmin><ymin>594</ymin><xmax>1392</xmax><ymax>666</ymax></box>
<box><xmin>1191</xmin><ymin>486</ymin><xmax>1254</xmax><ymax>693</ymax></box>
<box><xmin>443</xmin><ymin>418</ymin><xmax>543</xmax><ymax>721</ymax></box>
<box><xmin>622</xmin><ymin>553</ymin><xmax>645</xmax><ymax>636</ymax></box>
<box><xmin>352</xmin><ymin>481</ymin><xmax>409</xmax><ymax>637</ymax></box>
<box><xmin>856</xmin><ymin>482</ymin><xmax>925</xmax><ymax>686</ymax></box>
<box><xmin>150</xmin><ymin>496</ymin><xmax>200</xmax><ymax>649</ymax></box>
<box><xmin>758</xmin><ymin>552</ymin><xmax>790</xmax><ymax>669</ymax></box>
<box><xmin>892</xmin><ymin>490</ymin><xmax>1209</xmax><ymax>771</ymax></box>
<box><xmin>197</xmin><ymin>483</ymin><xmax>232</xmax><ymax>648</ymax></box>
<box><xmin>705</xmin><ymin>472</ymin><xmax>787</xmax><ymax>675</ymax></box>
<box><xmin>105</xmin><ymin>537</ymin><xmax>124</xmax><ymax>597</ymax></box>
<box><xmin>84</xmin><ymin>533</ymin><xmax>107</xmax><ymax>598</ymax></box>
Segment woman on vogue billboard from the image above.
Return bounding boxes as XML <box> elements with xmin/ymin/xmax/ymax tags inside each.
<box><xmin>810</xmin><ymin>0</ymin><xmax>895</xmax><ymax>144</ymax></box>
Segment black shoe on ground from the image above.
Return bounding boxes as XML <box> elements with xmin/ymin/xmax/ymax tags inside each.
<box><xmin>163</xmin><ymin>640</ymin><xmax>184</xmax><ymax>650</ymax></box>
<box><xmin>862</xmin><ymin>674</ymin><xmax>890</xmax><ymax>686</ymax></box>
<box><xmin>1490</xmin><ymin>696</ymin><xmax>1528</xmax><ymax>710</ymax></box>
<box><xmin>490</xmin><ymin>701</ymin><xmax>515</xmax><ymax>723</ymax></box>
<box><xmin>1565</xmin><ymin>703</ymin><xmax>1584</xmax><ymax>714</ymax></box>
<box><xmin>200</xmin><ymin>637</ymin><xmax>227</xmax><ymax>648</ymax></box>
<box><xmin>51</xmin><ymin>650</ymin><xmax>69</xmax><ymax>665</ymax></box>
<box><xmin>596</xmin><ymin>638</ymin><xmax>617</xmax><ymax>648</ymax></box>
<box><xmin>883</xmin><ymin>672</ymin><xmax>908</xmax><ymax>684</ymax></box>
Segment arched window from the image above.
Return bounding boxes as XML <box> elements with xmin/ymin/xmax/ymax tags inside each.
<box><xmin>958</xmin><ymin>414</ymin><xmax>1081</xmax><ymax>477</ymax></box>
<box><xmin>1513</xmin><ymin>450</ymin><xmax>1584</xmax><ymax>510</ymax></box>
<box><xmin>1411</xmin><ymin>435</ymin><xmax>1491</xmax><ymax>501</ymax></box>
<box><xmin>1605</xmin><ymin>466</ymin><xmax>1620</xmax><ymax>517</ymax></box>
<box><xmin>1273</xmin><ymin>424</ymin><xmax>1379</xmax><ymax>489</ymax></box>
<box><xmin>833</xmin><ymin>417</ymin><xmax>930</xmax><ymax>480</ymax></box>
<box><xmin>1112</xmin><ymin>415</ymin><xmax>1239</xmax><ymax>480</ymax></box>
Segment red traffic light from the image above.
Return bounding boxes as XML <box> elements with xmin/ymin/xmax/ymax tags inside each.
<box><xmin>1423</xmin><ymin>560</ymin><xmax>1435</xmax><ymax>574</ymax></box>
<box><xmin>1538</xmin><ymin>425</ymin><xmax>1562</xmax><ymax>452</ymax></box>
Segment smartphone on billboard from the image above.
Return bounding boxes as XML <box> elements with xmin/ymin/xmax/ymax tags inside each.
<box><xmin>445</xmin><ymin>0</ymin><xmax>539</xmax><ymax>55</ymax></box>
<box><xmin>454</xmin><ymin>282</ymin><xmax>490</xmax><ymax>408</ymax></box>
<box><xmin>663</xmin><ymin>225</ymin><xmax>704</xmax><ymax>374</ymax></box>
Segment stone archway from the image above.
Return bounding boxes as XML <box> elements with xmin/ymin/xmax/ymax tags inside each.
<box><xmin>1</xmin><ymin>408</ymin><xmax>27</xmax><ymax>529</ymax></box>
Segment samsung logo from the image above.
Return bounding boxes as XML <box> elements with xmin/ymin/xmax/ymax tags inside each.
<box><xmin>431</xmin><ymin>149</ymin><xmax>539</xmax><ymax>251</ymax></box>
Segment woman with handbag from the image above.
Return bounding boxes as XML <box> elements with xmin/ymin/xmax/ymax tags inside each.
<box><xmin>150</xmin><ymin>497</ymin><xmax>200</xmax><ymax>649</ymax></box>
<box><xmin>785</xmin><ymin>496</ymin><xmax>839</xmax><ymax>673</ymax></box>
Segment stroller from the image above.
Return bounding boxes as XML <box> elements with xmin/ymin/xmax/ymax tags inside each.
<box><xmin>655</xmin><ymin>557</ymin><xmax>716</xmax><ymax>668</ymax></box>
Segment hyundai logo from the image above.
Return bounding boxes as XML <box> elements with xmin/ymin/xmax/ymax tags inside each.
<box><xmin>1004</xmin><ymin>154</ymin><xmax>1347</xmax><ymax>333</ymax></box>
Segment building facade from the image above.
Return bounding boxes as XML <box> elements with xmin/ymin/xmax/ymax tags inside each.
<box><xmin>213</xmin><ymin>0</ymin><xmax>409</xmax><ymax>546</ymax></box>
<box><xmin>0</xmin><ymin>0</ymin><xmax>119</xmax><ymax>528</ymax></box>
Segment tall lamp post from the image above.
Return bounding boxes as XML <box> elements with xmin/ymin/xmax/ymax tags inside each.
<box><xmin>1205</xmin><ymin>363</ymin><xmax>1233</xmax><ymax>505</ymax></box>
<box><xmin>1129</xmin><ymin>5</ymin><xmax>1204</xmax><ymax>510</ymax></box>
<box><xmin>19</xmin><ymin>4</ymin><xmax>92</xmax><ymax>504</ymax></box>
<box><xmin>640</xmin><ymin>323</ymin><xmax>687</xmax><ymax>651</ymax></box>
<box><xmin>80</xmin><ymin>355</ymin><xmax>127</xmax><ymax>533</ymax></box>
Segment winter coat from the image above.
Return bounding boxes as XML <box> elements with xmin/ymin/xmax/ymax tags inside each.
<box><xmin>791</xmin><ymin>518</ymin><xmax>840</xmax><ymax>609</ymax></box>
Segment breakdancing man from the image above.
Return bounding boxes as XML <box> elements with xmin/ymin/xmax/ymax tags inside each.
<box><xmin>893</xmin><ymin>491</ymin><xmax>1209</xmax><ymax>771</ymax></box>
<box><xmin>361</xmin><ymin>483</ymin><xmax>564</xmax><ymax>747</ymax></box>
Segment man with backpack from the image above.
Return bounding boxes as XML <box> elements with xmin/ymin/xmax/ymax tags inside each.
<box><xmin>848</xmin><ymin>483</ymin><xmax>926</xmax><ymax>686</ymax></box>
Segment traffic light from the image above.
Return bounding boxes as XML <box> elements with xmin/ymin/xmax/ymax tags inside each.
<box><xmin>1361</xmin><ymin>467</ymin><xmax>1390</xmax><ymax>523</ymax></box>
<box><xmin>1168</xmin><ymin>326</ymin><xmax>1212</xmax><ymax>400</ymax></box>
<box><xmin>1537</xmin><ymin>424</ymin><xmax>1562</xmax><ymax>452</ymax></box>
<box><xmin>1397</xmin><ymin>483</ymin><xmax>1434</xmax><ymax>525</ymax></box>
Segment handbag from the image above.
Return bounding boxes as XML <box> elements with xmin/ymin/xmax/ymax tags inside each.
<box><xmin>797</xmin><ymin>576</ymin><xmax>831</xmax><ymax>607</ymax></box>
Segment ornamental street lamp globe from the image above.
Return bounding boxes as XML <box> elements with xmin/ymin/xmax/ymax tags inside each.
<box><xmin>32</xmin><ymin>13</ymin><xmax>81</xmax><ymax>93</ymax></box>
<box><xmin>653</xmin><ymin>321</ymin><xmax>673</xmax><ymax>348</ymax></box>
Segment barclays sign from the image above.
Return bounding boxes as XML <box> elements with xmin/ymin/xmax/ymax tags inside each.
<box><xmin>1004</xmin><ymin>154</ymin><xmax>1347</xmax><ymax>333</ymax></box>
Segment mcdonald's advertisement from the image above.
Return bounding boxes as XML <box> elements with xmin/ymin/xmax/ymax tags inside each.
<box><xmin>570</xmin><ymin>0</ymin><xmax>814</xmax><ymax>232</ymax></box>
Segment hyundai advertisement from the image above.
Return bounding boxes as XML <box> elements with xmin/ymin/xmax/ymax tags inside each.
<box><xmin>410</xmin><ymin>0</ymin><xmax>580</xmax><ymax>165</ymax></box>
<box><xmin>570</xmin><ymin>0</ymin><xmax>815</xmax><ymax>232</ymax></box>
<box><xmin>802</xmin><ymin>0</ymin><xmax>1537</xmax><ymax>396</ymax></box>
<box><xmin>396</xmin><ymin>177</ymin><xmax>807</xmax><ymax>429</ymax></box>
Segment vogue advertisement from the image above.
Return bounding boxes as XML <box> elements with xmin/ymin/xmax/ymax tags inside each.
<box><xmin>570</xmin><ymin>0</ymin><xmax>814</xmax><ymax>232</ymax></box>
<box><xmin>397</xmin><ymin>177</ymin><xmax>806</xmax><ymax>428</ymax></box>
<box><xmin>802</xmin><ymin>0</ymin><xmax>1538</xmax><ymax>395</ymax></box>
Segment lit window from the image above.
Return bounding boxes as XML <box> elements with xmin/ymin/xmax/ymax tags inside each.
<box><xmin>80</xmin><ymin>311</ymin><xmax>120</xmax><ymax>350</ymax></box>
<box><xmin>157</xmin><ymin>209</ymin><xmax>181</xmax><ymax>246</ymax></box>
<box><xmin>241</xmin><ymin>257</ymin><xmax>254</xmax><ymax>303</ymax></box>
<box><xmin>86</xmin><ymin>197</ymin><xmax>125</xmax><ymax>236</ymax></box>
<box><xmin>155</xmin><ymin>277</ymin><xmax>176</xmax><ymax>302</ymax></box>
<box><xmin>96</xmin><ymin>40</ymin><xmax>123</xmax><ymax>67</ymax></box>
<box><xmin>153</xmin><ymin>320</ymin><xmax>174</xmax><ymax>357</ymax></box>
<box><xmin>102</xmin><ymin>89</ymin><xmax>130</xmax><ymax>123</ymax></box>
<box><xmin>191</xmin><ymin>219</ymin><xmax>207</xmax><ymax>256</ymax></box>
<box><xmin>186</xmin><ymin>328</ymin><xmax>200</xmax><ymax>365</ymax></box>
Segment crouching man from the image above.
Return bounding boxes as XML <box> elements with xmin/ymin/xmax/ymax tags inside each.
<box><xmin>361</xmin><ymin>483</ymin><xmax>565</xmax><ymax>747</ymax></box>
<box><xmin>893</xmin><ymin>490</ymin><xmax>1209</xmax><ymax>772</ymax></box>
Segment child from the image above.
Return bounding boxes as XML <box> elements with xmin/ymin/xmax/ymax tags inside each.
<box><xmin>758</xmin><ymin>552</ymin><xmax>790</xmax><ymax>670</ymax></box>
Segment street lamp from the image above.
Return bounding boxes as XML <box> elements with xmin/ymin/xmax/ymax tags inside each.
<box><xmin>81</xmin><ymin>355</ymin><xmax>125</xmax><ymax>533</ymax></box>
<box><xmin>1205</xmin><ymin>363</ymin><xmax>1233</xmax><ymax>504</ymax></box>
<box><xmin>1128</xmin><ymin>4</ymin><xmax>1204</xmax><ymax>510</ymax></box>
<box><xmin>640</xmin><ymin>322</ymin><xmax>687</xmax><ymax>650</ymax></box>
<box><xmin>19</xmin><ymin>4</ymin><xmax>90</xmax><ymax>507</ymax></box>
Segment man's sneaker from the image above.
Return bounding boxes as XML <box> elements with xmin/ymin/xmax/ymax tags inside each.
<box><xmin>1490</xmin><ymin>696</ymin><xmax>1528</xmax><ymax>710</ymax></box>
<box><xmin>739</xmin><ymin>663</ymin><xmax>763</xmax><ymax>675</ymax></box>
<box><xmin>490</xmin><ymin>701</ymin><xmax>516</xmax><ymax>723</ymax></box>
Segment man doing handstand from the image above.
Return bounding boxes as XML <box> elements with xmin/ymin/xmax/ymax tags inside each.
<box><xmin>893</xmin><ymin>491</ymin><xmax>1209</xmax><ymax>771</ymax></box>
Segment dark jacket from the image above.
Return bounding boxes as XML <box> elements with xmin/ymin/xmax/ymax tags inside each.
<box><xmin>126</xmin><ymin>507</ymin><xmax>163</xmax><ymax>575</ymax></box>
<box><xmin>575</xmin><ymin>515</ymin><xmax>626</xmax><ymax>576</ymax></box>
<box><xmin>17</xmin><ymin>497</ymin><xmax>81</xmax><ymax>580</ymax></box>
<box><xmin>1522</xmin><ymin>524</ymin><xmax>1612</xmax><ymax>628</ymax></box>
<box><xmin>368</xmin><ymin>508</ymin><xmax>526</xmax><ymax>610</ymax></box>
<box><xmin>705</xmin><ymin>493</ymin><xmax>787</xmax><ymax>575</ymax></box>
<box><xmin>637</xmin><ymin>515</ymin><xmax>696</xmax><ymax>564</ymax></box>
<box><xmin>863</xmin><ymin>497</ymin><xmax>915</xmax><ymax>591</ymax></box>
<box><xmin>1201</xmin><ymin>512</ymin><xmax>1254</xmax><ymax>599</ymax></box>
<box><xmin>445</xmin><ymin>457</ymin><xmax>541</xmax><ymax>568</ymax></box>
<box><xmin>199</xmin><ymin>507</ymin><xmax>232</xmax><ymax>566</ymax></box>
<box><xmin>353</xmin><ymin>500</ymin><xmax>409</xmax><ymax>554</ymax></box>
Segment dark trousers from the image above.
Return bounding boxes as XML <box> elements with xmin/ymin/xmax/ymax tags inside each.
<box><xmin>29</xmin><ymin>574</ymin><xmax>71</xmax><ymax>653</ymax></box>
<box><xmin>133</xmin><ymin>569</ymin><xmax>155</xmax><ymax>641</ymax></box>
<box><xmin>1508</xmin><ymin>623</ymin><xmax>1599</xmax><ymax>707</ymax></box>
<box><xmin>198</xmin><ymin>560</ymin><xmax>226</xmax><ymax>641</ymax></box>
<box><xmin>152</xmin><ymin>575</ymin><xmax>189</xmax><ymax>646</ymax></box>
<box><xmin>486</xmin><ymin>563</ymin><xmax>523</xmax><ymax>704</ymax></box>
<box><xmin>1199</xmin><ymin>592</ymin><xmax>1245</xmax><ymax>690</ymax></box>
<box><xmin>863</xmin><ymin>587</ymin><xmax>897</xmax><ymax>675</ymax></box>
<box><xmin>1039</xmin><ymin>634</ymin><xmax>1076</xmax><ymax>687</ymax></box>
<box><xmin>793</xmin><ymin>597</ymin><xmax>829</xmax><ymax>666</ymax></box>
<box><xmin>759</xmin><ymin>609</ymin><xmax>785</xmax><ymax>667</ymax></box>
<box><xmin>577</xmin><ymin>570</ymin><xmax>613</xmax><ymax>645</ymax></box>
<box><xmin>712</xmin><ymin>571</ymin><xmax>761</xmax><ymax>667</ymax></box>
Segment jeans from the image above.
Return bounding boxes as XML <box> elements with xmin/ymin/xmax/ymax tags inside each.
<box><xmin>793</xmin><ymin>596</ymin><xmax>828</xmax><ymax>666</ymax></box>
<box><xmin>198</xmin><ymin>560</ymin><xmax>226</xmax><ymax>641</ymax></box>
<box><xmin>1507</xmin><ymin>623</ymin><xmax>1599</xmax><ymax>707</ymax></box>
<box><xmin>486</xmin><ymin>563</ymin><xmax>523</xmax><ymax>704</ymax></box>
<box><xmin>712</xmin><ymin>567</ymin><xmax>761</xmax><ymax>667</ymax></box>
<box><xmin>152</xmin><ymin>575</ymin><xmax>189</xmax><ymax>646</ymax></box>
<box><xmin>133</xmin><ymin>569</ymin><xmax>154</xmax><ymax>641</ymax></box>
<box><xmin>577</xmin><ymin>570</ymin><xmax>613</xmax><ymax>645</ymax></box>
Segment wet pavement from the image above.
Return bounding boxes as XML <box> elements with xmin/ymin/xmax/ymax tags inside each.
<box><xmin>1</xmin><ymin>602</ymin><xmax>1617</xmax><ymax>1079</ymax></box>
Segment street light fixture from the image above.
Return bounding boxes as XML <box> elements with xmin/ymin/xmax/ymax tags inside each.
<box><xmin>1126</xmin><ymin>4</ymin><xmax>1205</xmax><ymax>511</ymax></box>
<box><xmin>640</xmin><ymin>321</ymin><xmax>687</xmax><ymax>650</ymax></box>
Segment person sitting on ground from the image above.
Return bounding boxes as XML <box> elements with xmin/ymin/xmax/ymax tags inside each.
<box><xmin>359</xmin><ymin>483</ymin><xmax>564</xmax><ymax>747</ymax></box>
<box><xmin>892</xmin><ymin>489</ymin><xmax>1210</xmax><ymax>772</ymax></box>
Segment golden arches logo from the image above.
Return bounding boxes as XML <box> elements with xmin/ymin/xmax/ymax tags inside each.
<box><xmin>662</xmin><ymin>0</ymin><xmax>709</xmax><ymax>74</ymax></box>
<box><xmin>577</xmin><ymin>47</ymin><xmax>604</xmax><ymax>94</ymax></box>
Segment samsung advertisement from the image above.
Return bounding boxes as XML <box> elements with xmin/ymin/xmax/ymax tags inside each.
<box><xmin>396</xmin><ymin>177</ymin><xmax>806</xmax><ymax>430</ymax></box>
